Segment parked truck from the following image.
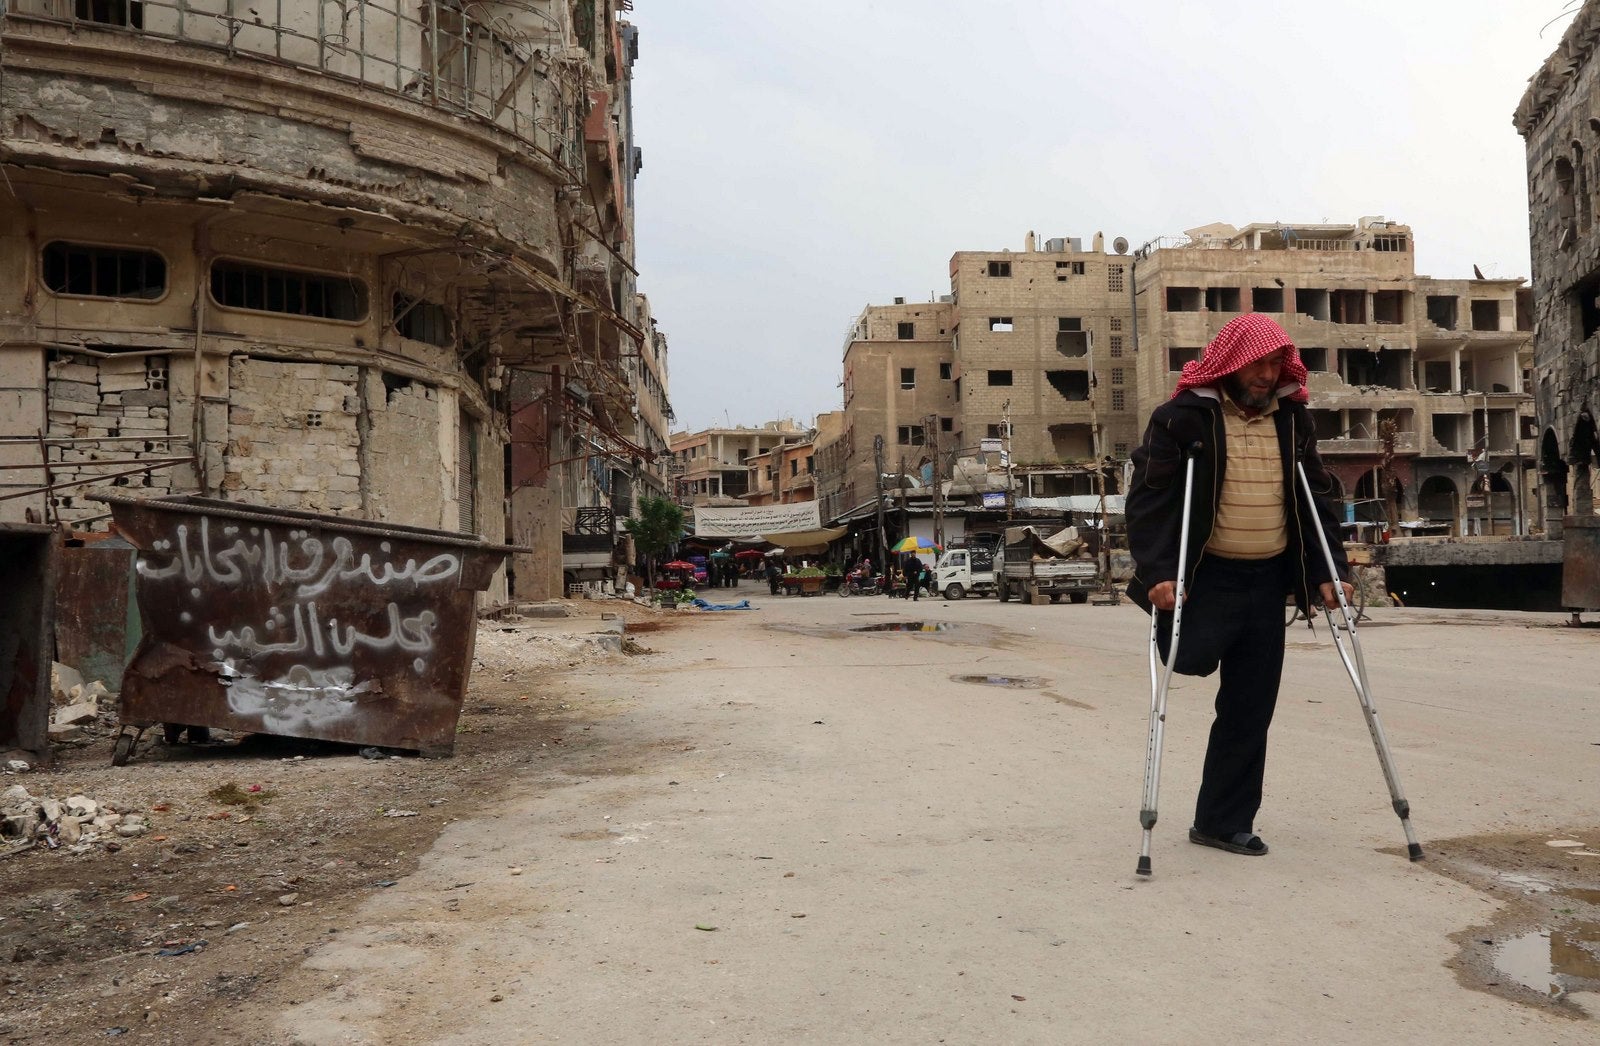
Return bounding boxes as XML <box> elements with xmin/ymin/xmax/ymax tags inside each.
<box><xmin>932</xmin><ymin>542</ymin><xmax>999</xmax><ymax>600</ymax></box>
<box><xmin>995</xmin><ymin>525</ymin><xmax>1101</xmax><ymax>604</ymax></box>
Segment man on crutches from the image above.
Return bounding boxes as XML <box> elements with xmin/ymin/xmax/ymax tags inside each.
<box><xmin>1127</xmin><ymin>313</ymin><xmax>1352</xmax><ymax>870</ymax></box>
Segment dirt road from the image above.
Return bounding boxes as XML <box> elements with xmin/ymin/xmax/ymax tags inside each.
<box><xmin>8</xmin><ymin>593</ymin><xmax>1598</xmax><ymax>1043</ymax></box>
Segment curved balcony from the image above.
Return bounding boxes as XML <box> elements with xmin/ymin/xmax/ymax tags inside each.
<box><xmin>4</xmin><ymin>0</ymin><xmax>581</xmax><ymax>170</ymax></box>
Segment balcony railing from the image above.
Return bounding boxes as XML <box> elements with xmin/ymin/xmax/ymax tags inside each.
<box><xmin>5</xmin><ymin>0</ymin><xmax>581</xmax><ymax>169</ymax></box>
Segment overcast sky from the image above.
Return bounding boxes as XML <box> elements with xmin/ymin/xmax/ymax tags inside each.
<box><xmin>629</xmin><ymin>1</ymin><xmax>1572</xmax><ymax>432</ymax></box>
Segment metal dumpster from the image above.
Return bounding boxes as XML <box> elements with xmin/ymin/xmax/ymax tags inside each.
<box><xmin>95</xmin><ymin>494</ymin><xmax>514</xmax><ymax>762</ymax></box>
<box><xmin>0</xmin><ymin>522</ymin><xmax>57</xmax><ymax>767</ymax></box>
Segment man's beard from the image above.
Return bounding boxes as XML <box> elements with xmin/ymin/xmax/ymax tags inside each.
<box><xmin>1225</xmin><ymin>373</ymin><xmax>1273</xmax><ymax>410</ymax></box>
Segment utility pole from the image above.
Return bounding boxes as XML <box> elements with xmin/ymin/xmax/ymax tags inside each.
<box><xmin>1003</xmin><ymin>398</ymin><xmax>1015</xmax><ymax>521</ymax></box>
<box><xmin>926</xmin><ymin>413</ymin><xmax>944</xmax><ymax>548</ymax></box>
<box><xmin>873</xmin><ymin>434</ymin><xmax>888</xmax><ymax>570</ymax></box>
<box><xmin>1086</xmin><ymin>331</ymin><xmax>1113</xmax><ymax>599</ymax></box>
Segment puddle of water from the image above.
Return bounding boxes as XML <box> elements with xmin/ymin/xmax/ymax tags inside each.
<box><xmin>951</xmin><ymin>674</ymin><xmax>1044</xmax><ymax>689</ymax></box>
<box><xmin>1493</xmin><ymin>923</ymin><xmax>1600</xmax><ymax>998</ymax></box>
<box><xmin>1500</xmin><ymin>872</ymin><xmax>1556</xmax><ymax>893</ymax></box>
<box><xmin>852</xmin><ymin>621</ymin><xmax>955</xmax><ymax>633</ymax></box>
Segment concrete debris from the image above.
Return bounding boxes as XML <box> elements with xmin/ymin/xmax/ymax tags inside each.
<box><xmin>50</xmin><ymin>662</ymin><xmax>84</xmax><ymax>705</ymax></box>
<box><xmin>4</xmin><ymin>760</ymin><xmax>32</xmax><ymax>773</ymax></box>
<box><xmin>53</xmin><ymin>702</ymin><xmax>100</xmax><ymax>727</ymax></box>
<box><xmin>0</xmin><ymin>784</ymin><xmax>145</xmax><ymax>854</ymax></box>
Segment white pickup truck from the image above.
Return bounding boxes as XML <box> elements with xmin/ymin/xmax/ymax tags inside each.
<box><xmin>932</xmin><ymin>545</ymin><xmax>999</xmax><ymax>600</ymax></box>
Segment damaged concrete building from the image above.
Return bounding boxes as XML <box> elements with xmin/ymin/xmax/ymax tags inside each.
<box><xmin>668</xmin><ymin>421</ymin><xmax>809</xmax><ymax>508</ymax></box>
<box><xmin>815</xmin><ymin>237</ymin><xmax>1141</xmax><ymax>529</ymax></box>
<box><xmin>1517</xmin><ymin>0</ymin><xmax>1600</xmax><ymax>531</ymax></box>
<box><xmin>0</xmin><ymin>1</ymin><xmax>665</xmax><ymax>603</ymax></box>
<box><xmin>1133</xmin><ymin>220</ymin><xmax>1537</xmax><ymax>535</ymax></box>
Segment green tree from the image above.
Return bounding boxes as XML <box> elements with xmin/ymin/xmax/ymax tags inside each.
<box><xmin>622</xmin><ymin>495</ymin><xmax>684</xmax><ymax>592</ymax></box>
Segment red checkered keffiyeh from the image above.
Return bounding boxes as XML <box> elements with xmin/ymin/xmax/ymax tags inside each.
<box><xmin>1172</xmin><ymin>313</ymin><xmax>1309</xmax><ymax>403</ymax></box>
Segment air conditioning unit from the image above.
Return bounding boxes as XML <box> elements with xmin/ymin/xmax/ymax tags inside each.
<box><xmin>938</xmin><ymin>294</ymin><xmax>954</xmax><ymax>303</ymax></box>
<box><xmin>1044</xmin><ymin>237</ymin><xmax>1067</xmax><ymax>253</ymax></box>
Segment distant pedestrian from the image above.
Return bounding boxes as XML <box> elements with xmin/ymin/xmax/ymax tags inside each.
<box><xmin>765</xmin><ymin>558</ymin><xmax>781</xmax><ymax>595</ymax></box>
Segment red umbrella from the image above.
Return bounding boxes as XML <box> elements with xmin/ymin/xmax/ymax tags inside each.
<box><xmin>734</xmin><ymin>549</ymin><xmax>765</xmax><ymax>559</ymax></box>
<box><xmin>662</xmin><ymin>560</ymin><xmax>696</xmax><ymax>571</ymax></box>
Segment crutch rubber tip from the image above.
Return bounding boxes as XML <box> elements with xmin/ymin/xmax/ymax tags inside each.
<box><xmin>1407</xmin><ymin>843</ymin><xmax>1424</xmax><ymax>862</ymax></box>
<box><xmin>1136</xmin><ymin>856</ymin><xmax>1152</xmax><ymax>876</ymax></box>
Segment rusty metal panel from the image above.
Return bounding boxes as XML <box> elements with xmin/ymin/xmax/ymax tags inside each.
<box><xmin>55</xmin><ymin>536</ymin><xmax>141</xmax><ymax>691</ymax></box>
<box><xmin>96</xmin><ymin>495</ymin><xmax>515</xmax><ymax>756</ymax></box>
<box><xmin>1561</xmin><ymin>515</ymin><xmax>1600</xmax><ymax>610</ymax></box>
<box><xmin>0</xmin><ymin>522</ymin><xmax>58</xmax><ymax>765</ymax></box>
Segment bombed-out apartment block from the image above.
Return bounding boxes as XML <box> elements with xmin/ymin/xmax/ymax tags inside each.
<box><xmin>744</xmin><ymin>412</ymin><xmax>842</xmax><ymax>508</ymax></box>
<box><xmin>668</xmin><ymin>421</ymin><xmax>810</xmax><ymax>508</ymax></box>
<box><xmin>1134</xmin><ymin>220</ymin><xmax>1536</xmax><ymax>535</ymax></box>
<box><xmin>815</xmin><ymin>237</ymin><xmax>1139</xmax><ymax>525</ymax></box>
<box><xmin>0</xmin><ymin>1</ymin><xmax>664</xmax><ymax>602</ymax></box>
<box><xmin>1516</xmin><ymin>0</ymin><xmax>1600</xmax><ymax>526</ymax></box>
<box><xmin>816</xmin><ymin>301</ymin><xmax>957</xmax><ymax>522</ymax></box>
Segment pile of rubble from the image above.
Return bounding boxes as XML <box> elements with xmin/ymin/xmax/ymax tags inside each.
<box><xmin>1</xmin><ymin>783</ymin><xmax>148</xmax><ymax>855</ymax></box>
<box><xmin>48</xmin><ymin>662</ymin><xmax>117</xmax><ymax>743</ymax></box>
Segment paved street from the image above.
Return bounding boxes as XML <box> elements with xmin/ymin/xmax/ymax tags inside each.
<box><xmin>260</xmin><ymin>594</ymin><xmax>1599</xmax><ymax>1044</ymax></box>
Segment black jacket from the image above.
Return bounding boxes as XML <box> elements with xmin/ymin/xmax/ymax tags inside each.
<box><xmin>1124</xmin><ymin>389</ymin><xmax>1347</xmax><ymax>613</ymax></box>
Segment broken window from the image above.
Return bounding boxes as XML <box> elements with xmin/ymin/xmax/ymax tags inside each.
<box><xmin>1046</xmin><ymin>370</ymin><xmax>1090</xmax><ymax>400</ymax></box>
<box><xmin>1517</xmin><ymin>288</ymin><xmax>1534</xmax><ymax>332</ymax></box>
<box><xmin>1111</xmin><ymin>389</ymin><xmax>1126</xmax><ymax>411</ymax></box>
<box><xmin>986</xmin><ymin>423</ymin><xmax>1011</xmax><ymax>440</ymax></box>
<box><xmin>1252</xmin><ymin>286</ymin><xmax>1284</xmax><ymax>312</ymax></box>
<box><xmin>987</xmin><ymin>260</ymin><xmax>1012</xmax><ymax>277</ymax></box>
<box><xmin>900</xmin><ymin>367</ymin><xmax>915</xmax><ymax>390</ymax></box>
<box><xmin>1578</xmin><ymin>143</ymin><xmax>1593</xmax><ymax>236</ymax></box>
<box><xmin>1054</xmin><ymin>261</ymin><xmax>1085</xmax><ymax>281</ymax></box>
<box><xmin>1056</xmin><ymin>330</ymin><xmax>1088</xmax><ymax>357</ymax></box>
<box><xmin>1296</xmin><ymin>288</ymin><xmax>1330</xmax><ymax>321</ymax></box>
<box><xmin>987</xmin><ymin>370</ymin><xmax>1013</xmax><ymax>387</ymax></box>
<box><xmin>1422</xmin><ymin>360</ymin><xmax>1453</xmax><ymax>393</ymax></box>
<box><xmin>1470</xmin><ymin>300</ymin><xmax>1501</xmax><ymax>332</ymax></box>
<box><xmin>1168</xmin><ymin>347</ymin><xmax>1201</xmax><ymax>372</ymax></box>
<box><xmin>940</xmin><ymin>417</ymin><xmax>953</xmax><ymax>433</ymax></box>
<box><xmin>1572</xmin><ymin>269</ymin><xmax>1600</xmax><ymax>341</ymax></box>
<box><xmin>897</xmin><ymin>321</ymin><xmax>915</xmax><ymax>340</ymax></box>
<box><xmin>1205</xmin><ymin>287</ymin><xmax>1241</xmax><ymax>312</ymax></box>
<box><xmin>1371</xmin><ymin>234</ymin><xmax>1408</xmax><ymax>252</ymax></box>
<box><xmin>1373</xmin><ymin>290</ymin><xmax>1406</xmax><ymax>325</ymax></box>
<box><xmin>42</xmin><ymin>242</ymin><xmax>166</xmax><ymax>300</ymax></box>
<box><xmin>1331</xmin><ymin>290</ymin><xmax>1366</xmax><ymax>324</ymax></box>
<box><xmin>211</xmin><ymin>261</ymin><xmax>368</xmax><ymax>321</ymax></box>
<box><xmin>1299</xmin><ymin>347</ymin><xmax>1328</xmax><ymax>371</ymax></box>
<box><xmin>75</xmin><ymin>1</ymin><xmax>144</xmax><ymax>28</ymax></box>
<box><xmin>989</xmin><ymin>317</ymin><xmax>1014</xmax><ymax>332</ymax></box>
<box><xmin>897</xmin><ymin>425</ymin><xmax>927</xmax><ymax>446</ymax></box>
<box><xmin>1426</xmin><ymin>295</ymin><xmax>1458</xmax><ymax>330</ymax></box>
<box><xmin>1337</xmin><ymin>347</ymin><xmax>1411</xmax><ymax>389</ymax></box>
<box><xmin>1308</xmin><ymin>409</ymin><xmax>1341</xmax><ymax>439</ymax></box>
<box><xmin>1431</xmin><ymin>413</ymin><xmax>1465</xmax><ymax>452</ymax></box>
<box><xmin>1049</xmin><ymin>423</ymin><xmax>1094</xmax><ymax>458</ymax></box>
<box><xmin>1166</xmin><ymin>287</ymin><xmax>1202</xmax><ymax>312</ymax></box>
<box><xmin>1107</xmin><ymin>265</ymin><xmax>1125</xmax><ymax>293</ymax></box>
<box><xmin>393</xmin><ymin>293</ymin><xmax>452</xmax><ymax>347</ymax></box>
<box><xmin>938</xmin><ymin>362</ymin><xmax>952</xmax><ymax>380</ymax></box>
<box><xmin>1556</xmin><ymin>157</ymin><xmax>1578</xmax><ymax>250</ymax></box>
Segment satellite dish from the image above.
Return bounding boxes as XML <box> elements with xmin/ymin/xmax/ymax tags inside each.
<box><xmin>1112</xmin><ymin>237</ymin><xmax>1129</xmax><ymax>255</ymax></box>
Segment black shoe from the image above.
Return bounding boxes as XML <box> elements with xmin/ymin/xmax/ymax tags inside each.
<box><xmin>1188</xmin><ymin>828</ymin><xmax>1268</xmax><ymax>855</ymax></box>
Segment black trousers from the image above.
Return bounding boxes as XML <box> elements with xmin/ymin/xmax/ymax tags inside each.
<box><xmin>1156</xmin><ymin>554</ymin><xmax>1288</xmax><ymax>838</ymax></box>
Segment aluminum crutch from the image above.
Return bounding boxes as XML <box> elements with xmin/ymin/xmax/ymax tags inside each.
<box><xmin>1294</xmin><ymin>461</ymin><xmax>1424</xmax><ymax>862</ymax></box>
<box><xmin>1136</xmin><ymin>445</ymin><xmax>1200</xmax><ymax>878</ymax></box>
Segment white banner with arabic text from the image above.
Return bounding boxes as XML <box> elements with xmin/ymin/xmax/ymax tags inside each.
<box><xmin>693</xmin><ymin>501</ymin><xmax>822</xmax><ymax>538</ymax></box>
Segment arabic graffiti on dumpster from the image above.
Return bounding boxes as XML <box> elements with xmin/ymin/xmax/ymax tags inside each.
<box><xmin>133</xmin><ymin>515</ymin><xmax>463</xmax><ymax>729</ymax></box>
